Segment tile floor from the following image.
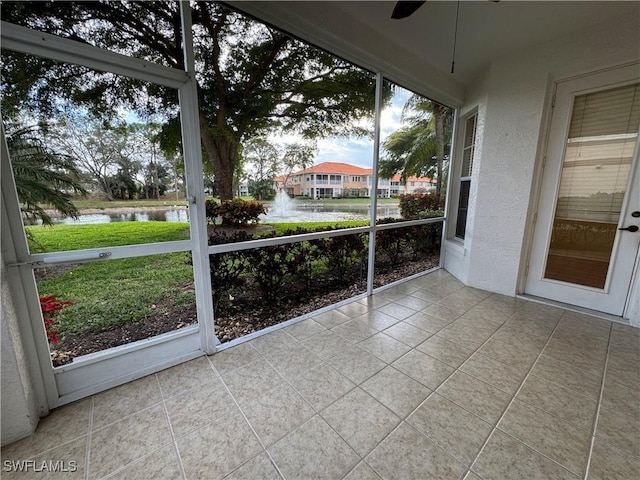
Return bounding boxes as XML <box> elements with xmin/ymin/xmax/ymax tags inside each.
<box><xmin>2</xmin><ymin>270</ymin><xmax>639</xmax><ymax>479</ymax></box>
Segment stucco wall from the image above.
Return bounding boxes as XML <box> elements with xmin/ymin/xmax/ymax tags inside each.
<box><xmin>446</xmin><ymin>11</ymin><xmax>640</xmax><ymax>303</ymax></box>
<box><xmin>1</xmin><ymin>256</ymin><xmax>39</xmax><ymax>445</ymax></box>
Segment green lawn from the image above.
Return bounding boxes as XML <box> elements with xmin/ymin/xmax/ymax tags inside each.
<box><xmin>27</xmin><ymin>222</ymin><xmax>190</xmax><ymax>252</ymax></box>
<box><xmin>32</xmin><ymin>220</ymin><xmax>369</xmax><ymax>337</ymax></box>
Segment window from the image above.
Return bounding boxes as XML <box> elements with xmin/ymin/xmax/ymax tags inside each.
<box><xmin>455</xmin><ymin>113</ymin><xmax>477</xmax><ymax>239</ymax></box>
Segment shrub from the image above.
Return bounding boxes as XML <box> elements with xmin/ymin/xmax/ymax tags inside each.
<box><xmin>208</xmin><ymin>231</ymin><xmax>254</xmax><ymax>313</ymax></box>
<box><xmin>318</xmin><ymin>230</ymin><xmax>368</xmax><ymax>285</ymax></box>
<box><xmin>205</xmin><ymin>198</ymin><xmax>266</xmax><ymax>226</ymax></box>
<box><xmin>399</xmin><ymin>193</ymin><xmax>445</xmax><ymax>219</ymax></box>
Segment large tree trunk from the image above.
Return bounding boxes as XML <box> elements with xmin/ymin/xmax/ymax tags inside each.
<box><xmin>434</xmin><ymin>104</ymin><xmax>445</xmax><ymax>197</ymax></box>
<box><xmin>199</xmin><ymin>112</ymin><xmax>237</xmax><ymax>202</ymax></box>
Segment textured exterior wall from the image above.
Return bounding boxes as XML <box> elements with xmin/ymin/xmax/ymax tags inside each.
<box><xmin>1</xmin><ymin>255</ymin><xmax>39</xmax><ymax>446</ymax></box>
<box><xmin>446</xmin><ymin>11</ymin><xmax>640</xmax><ymax>303</ymax></box>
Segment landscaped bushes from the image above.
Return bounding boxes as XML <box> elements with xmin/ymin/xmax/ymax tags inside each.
<box><xmin>208</xmin><ymin>227</ymin><xmax>368</xmax><ymax>313</ymax></box>
<box><xmin>399</xmin><ymin>193</ymin><xmax>445</xmax><ymax>219</ymax></box>
<box><xmin>205</xmin><ymin>198</ymin><xmax>266</xmax><ymax>226</ymax></box>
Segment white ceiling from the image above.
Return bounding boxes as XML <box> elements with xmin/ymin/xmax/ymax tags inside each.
<box><xmin>235</xmin><ymin>1</ymin><xmax>639</xmax><ymax>92</ymax></box>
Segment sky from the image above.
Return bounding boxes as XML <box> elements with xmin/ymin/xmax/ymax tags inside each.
<box><xmin>272</xmin><ymin>86</ymin><xmax>412</xmax><ymax>172</ymax></box>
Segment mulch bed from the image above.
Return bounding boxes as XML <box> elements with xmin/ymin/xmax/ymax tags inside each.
<box><xmin>50</xmin><ymin>256</ymin><xmax>437</xmax><ymax>366</ymax></box>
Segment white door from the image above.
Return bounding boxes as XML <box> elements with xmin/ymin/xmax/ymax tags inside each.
<box><xmin>526</xmin><ymin>64</ymin><xmax>640</xmax><ymax>316</ymax></box>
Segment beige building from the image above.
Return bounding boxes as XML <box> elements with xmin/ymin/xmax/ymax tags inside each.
<box><xmin>274</xmin><ymin>161</ymin><xmax>435</xmax><ymax>198</ymax></box>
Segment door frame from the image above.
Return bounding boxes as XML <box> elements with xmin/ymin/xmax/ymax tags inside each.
<box><xmin>521</xmin><ymin>62</ymin><xmax>640</xmax><ymax>318</ymax></box>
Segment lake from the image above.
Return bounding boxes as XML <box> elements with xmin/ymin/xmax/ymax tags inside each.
<box><xmin>45</xmin><ymin>202</ymin><xmax>401</xmax><ymax>224</ymax></box>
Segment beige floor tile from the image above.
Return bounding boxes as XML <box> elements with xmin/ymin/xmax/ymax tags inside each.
<box><xmin>498</xmin><ymin>400</ymin><xmax>590</xmax><ymax>475</ymax></box>
<box><xmin>357</xmin><ymin>294</ymin><xmax>393</xmax><ymax>310</ymax></box>
<box><xmin>268</xmin><ymin>416</ymin><xmax>359</xmax><ymax>480</ymax></box>
<box><xmin>336</xmin><ymin>301</ymin><xmax>372</xmax><ymax>319</ymax></box>
<box><xmin>436</xmin><ymin>289</ymin><xmax>487</xmax><ymax>311</ymax></box>
<box><xmin>542</xmin><ymin>337</ymin><xmax>606</xmax><ymax>376</ymax></box>
<box><xmin>550</xmin><ymin>328</ymin><xmax>608</xmax><ymax>356</ymax></box>
<box><xmin>516</xmin><ymin>302</ymin><xmax>565</xmax><ymax>321</ymax></box>
<box><xmin>395</xmin><ymin>295</ymin><xmax>432</xmax><ymax>312</ymax></box>
<box><xmin>477</xmin><ymin>337</ymin><xmax>540</xmax><ymax>374</ymax></box>
<box><xmin>436</xmin><ymin>371</ymin><xmax>512</xmax><ymax>425</ymax></box>
<box><xmin>357</xmin><ymin>332</ymin><xmax>411</xmax><ymax>364</ymax></box>
<box><xmin>92</xmin><ymin>375</ymin><xmax>161</xmax><ymax>430</ymax></box>
<box><xmin>456</xmin><ymin>308</ymin><xmax>505</xmax><ymax>330</ymax></box>
<box><xmin>241</xmin><ymin>382</ymin><xmax>315</xmax><ymax>447</ymax></box>
<box><xmin>382</xmin><ymin>321</ymin><xmax>432</xmax><ymax>347</ymax></box>
<box><xmin>326</xmin><ymin>344</ymin><xmax>387</xmax><ymax>385</ymax></box>
<box><xmin>410</xmin><ymin>288</ymin><xmax>452</xmax><ymax>303</ymax></box>
<box><xmin>288</xmin><ymin>363</ymin><xmax>355</xmax><ymax>411</ymax></box>
<box><xmin>2</xmin><ymin>436</ymin><xmax>88</xmax><ymax>480</ymax></box>
<box><xmin>344</xmin><ymin>461</ymin><xmax>383</xmax><ymax>480</ymax></box>
<box><xmin>247</xmin><ymin>329</ymin><xmax>296</xmax><ymax>355</ymax></box>
<box><xmin>301</xmin><ymin>330</ymin><xmax>354</xmax><ymax>360</ymax></box>
<box><xmin>491</xmin><ymin>324</ymin><xmax>549</xmax><ymax>351</ymax></box>
<box><xmin>321</xmin><ymin>388</ymin><xmax>400</xmax><ymax>457</ymax></box>
<box><xmin>165</xmin><ymin>378</ymin><xmax>238</xmax><ymax>438</ymax></box>
<box><xmin>559</xmin><ymin>311</ymin><xmax>611</xmax><ymax>335</ymax></box>
<box><xmin>516</xmin><ymin>375</ymin><xmax>597</xmax><ymax>432</ymax></box>
<box><xmin>601</xmin><ymin>376</ymin><xmax>639</xmax><ymax>419</ymax></box>
<box><xmin>505</xmin><ymin>313</ymin><xmax>559</xmax><ymax>337</ymax></box>
<box><xmin>177</xmin><ymin>411</ymin><xmax>262</xmax><ymax>480</ymax></box>
<box><xmin>210</xmin><ymin>342</ymin><xmax>263</xmax><ymax>375</ymax></box>
<box><xmin>313</xmin><ymin>309</ymin><xmax>353</xmax><ymax>328</ymax></box>
<box><xmin>529</xmin><ymin>354</ymin><xmax>602</xmax><ymax>400</ymax></box>
<box><xmin>423</xmin><ymin>303</ymin><xmax>468</xmax><ymax>323</ymax></box>
<box><xmin>460</xmin><ymin>352</ymin><xmax>525</xmax><ymax>395</ymax></box>
<box><xmin>332</xmin><ymin>320</ymin><xmax>378</xmax><ymax>343</ymax></box>
<box><xmin>0</xmin><ymin>399</ymin><xmax>91</xmax><ymax>460</ymax></box>
<box><xmin>464</xmin><ymin>471</ymin><xmax>482</xmax><ymax>480</ymax></box>
<box><xmin>156</xmin><ymin>356</ymin><xmax>218</xmax><ymax>399</ymax></box>
<box><xmin>606</xmin><ymin>353</ymin><xmax>640</xmax><ymax>390</ymax></box>
<box><xmin>588</xmin><ymin>437</ymin><xmax>640</xmax><ymax>480</ymax></box>
<box><xmin>392</xmin><ymin>350</ymin><xmax>455</xmax><ymax>390</ymax></box>
<box><xmin>354</xmin><ymin>310</ymin><xmax>401</xmax><ymax>331</ymax></box>
<box><xmin>377</xmin><ymin>302</ymin><xmax>418</xmax><ymax>321</ymax></box>
<box><xmin>366</xmin><ymin>422</ymin><xmax>465</xmax><ymax>480</ymax></box>
<box><xmin>225</xmin><ymin>453</ymin><xmax>281</xmax><ymax>480</ymax></box>
<box><xmin>403</xmin><ymin>311</ymin><xmax>450</xmax><ymax>333</ymax></box>
<box><xmin>407</xmin><ymin>393</ymin><xmax>492</xmax><ymax>463</ymax></box>
<box><xmin>472</xmin><ymin>430</ymin><xmax>579</xmax><ymax>480</ymax></box>
<box><xmin>416</xmin><ymin>335</ymin><xmax>474</xmax><ymax>368</ymax></box>
<box><xmin>596</xmin><ymin>401</ymin><xmax>640</xmax><ymax>457</ymax></box>
<box><xmin>283</xmin><ymin>318</ymin><xmax>326</xmax><ymax>341</ymax></box>
<box><xmin>263</xmin><ymin>342</ymin><xmax>323</xmax><ymax>380</ymax></box>
<box><xmin>360</xmin><ymin>367</ymin><xmax>431</xmax><ymax>418</ymax></box>
<box><xmin>88</xmin><ymin>404</ymin><xmax>172</xmax><ymax>480</ymax></box>
<box><xmin>105</xmin><ymin>444</ymin><xmax>183</xmax><ymax>480</ymax></box>
<box><xmin>436</xmin><ymin>322</ymin><xmax>492</xmax><ymax>350</ymax></box>
<box><xmin>221</xmin><ymin>360</ymin><xmax>284</xmax><ymax>404</ymax></box>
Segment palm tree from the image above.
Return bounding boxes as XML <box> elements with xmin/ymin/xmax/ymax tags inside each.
<box><xmin>379</xmin><ymin>95</ymin><xmax>452</xmax><ymax>195</ymax></box>
<box><xmin>6</xmin><ymin>124</ymin><xmax>86</xmax><ymax>225</ymax></box>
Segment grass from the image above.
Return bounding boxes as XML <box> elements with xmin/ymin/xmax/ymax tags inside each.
<box><xmin>32</xmin><ymin>219</ymin><xmax>369</xmax><ymax>337</ymax></box>
<box><xmin>27</xmin><ymin>222</ymin><xmax>190</xmax><ymax>252</ymax></box>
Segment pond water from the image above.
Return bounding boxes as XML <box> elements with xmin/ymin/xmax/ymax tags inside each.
<box><xmin>45</xmin><ymin>203</ymin><xmax>401</xmax><ymax>224</ymax></box>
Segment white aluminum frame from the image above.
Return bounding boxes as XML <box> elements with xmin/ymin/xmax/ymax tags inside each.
<box><xmin>0</xmin><ymin>4</ymin><xmax>454</xmax><ymax>408</ymax></box>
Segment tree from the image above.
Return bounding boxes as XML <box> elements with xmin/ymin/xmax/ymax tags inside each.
<box><xmin>1</xmin><ymin>1</ymin><xmax>383</xmax><ymax>202</ymax></box>
<box><xmin>6</xmin><ymin>123</ymin><xmax>86</xmax><ymax>225</ymax></box>
<box><xmin>280</xmin><ymin>142</ymin><xmax>317</xmax><ymax>193</ymax></box>
<box><xmin>243</xmin><ymin>138</ymin><xmax>280</xmax><ymax>200</ymax></box>
<box><xmin>379</xmin><ymin>95</ymin><xmax>453</xmax><ymax>195</ymax></box>
<box><xmin>48</xmin><ymin>112</ymin><xmax>134</xmax><ymax>200</ymax></box>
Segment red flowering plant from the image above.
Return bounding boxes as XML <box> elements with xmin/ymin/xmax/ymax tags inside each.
<box><xmin>39</xmin><ymin>295</ymin><xmax>72</xmax><ymax>344</ymax></box>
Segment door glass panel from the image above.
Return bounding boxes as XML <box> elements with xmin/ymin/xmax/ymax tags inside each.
<box><xmin>544</xmin><ymin>83</ymin><xmax>640</xmax><ymax>288</ymax></box>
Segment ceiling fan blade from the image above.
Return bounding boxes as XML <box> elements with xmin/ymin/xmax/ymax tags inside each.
<box><xmin>391</xmin><ymin>1</ymin><xmax>426</xmax><ymax>19</ymax></box>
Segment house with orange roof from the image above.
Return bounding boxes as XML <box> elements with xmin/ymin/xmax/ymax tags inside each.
<box><xmin>274</xmin><ymin>161</ymin><xmax>435</xmax><ymax>198</ymax></box>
